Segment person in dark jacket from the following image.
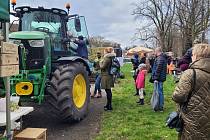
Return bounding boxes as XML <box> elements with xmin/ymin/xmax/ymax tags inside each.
<box><xmin>148</xmin><ymin>53</ymin><xmax>155</xmax><ymax>73</ymax></box>
<box><xmin>152</xmin><ymin>47</ymin><xmax>167</xmax><ymax>112</ymax></box>
<box><xmin>131</xmin><ymin>53</ymin><xmax>140</xmax><ymax>96</ymax></box>
<box><xmin>131</xmin><ymin>53</ymin><xmax>140</xmax><ymax>70</ymax></box>
<box><xmin>74</xmin><ymin>35</ymin><xmax>88</xmax><ymax>59</ymax></box>
<box><xmin>100</xmin><ymin>47</ymin><xmax>116</xmax><ymax>111</ymax></box>
<box><xmin>140</xmin><ymin>52</ymin><xmax>146</xmax><ymax>64</ymax></box>
<box><xmin>177</xmin><ymin>48</ymin><xmax>192</xmax><ymax>71</ymax></box>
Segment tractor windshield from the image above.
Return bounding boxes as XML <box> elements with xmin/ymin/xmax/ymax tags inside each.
<box><xmin>21</xmin><ymin>11</ymin><xmax>61</xmax><ymax>34</ymax></box>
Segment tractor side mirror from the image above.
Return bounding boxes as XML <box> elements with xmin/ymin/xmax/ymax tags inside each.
<box><xmin>74</xmin><ymin>17</ymin><xmax>81</xmax><ymax>32</ymax></box>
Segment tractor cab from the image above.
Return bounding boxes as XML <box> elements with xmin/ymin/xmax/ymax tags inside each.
<box><xmin>11</xmin><ymin>6</ymin><xmax>90</xmax><ymax>70</ymax></box>
<box><xmin>12</xmin><ymin>6</ymin><xmax>90</xmax><ymax>55</ymax></box>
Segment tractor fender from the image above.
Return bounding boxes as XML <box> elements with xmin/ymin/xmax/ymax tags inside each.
<box><xmin>57</xmin><ymin>56</ymin><xmax>91</xmax><ymax>75</ymax></box>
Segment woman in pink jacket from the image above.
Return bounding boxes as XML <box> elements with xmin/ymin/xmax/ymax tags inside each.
<box><xmin>136</xmin><ymin>64</ymin><xmax>147</xmax><ymax>105</ymax></box>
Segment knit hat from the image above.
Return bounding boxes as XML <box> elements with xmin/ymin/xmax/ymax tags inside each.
<box><xmin>138</xmin><ymin>63</ymin><xmax>146</xmax><ymax>69</ymax></box>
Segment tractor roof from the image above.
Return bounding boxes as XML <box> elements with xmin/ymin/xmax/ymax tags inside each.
<box><xmin>15</xmin><ymin>6</ymin><xmax>68</xmax><ymax>17</ymax></box>
<box><xmin>9</xmin><ymin>31</ymin><xmax>49</xmax><ymax>40</ymax></box>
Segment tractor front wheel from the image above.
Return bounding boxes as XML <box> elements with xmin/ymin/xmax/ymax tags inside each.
<box><xmin>47</xmin><ymin>62</ymin><xmax>90</xmax><ymax>122</ymax></box>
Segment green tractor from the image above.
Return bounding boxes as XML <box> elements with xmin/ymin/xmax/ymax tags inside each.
<box><xmin>0</xmin><ymin>6</ymin><xmax>92</xmax><ymax>122</ymax></box>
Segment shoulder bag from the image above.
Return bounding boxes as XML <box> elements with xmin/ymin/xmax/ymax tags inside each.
<box><xmin>166</xmin><ymin>69</ymin><xmax>196</xmax><ymax>132</ymax></box>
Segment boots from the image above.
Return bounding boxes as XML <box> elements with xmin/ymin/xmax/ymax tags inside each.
<box><xmin>95</xmin><ymin>92</ymin><xmax>102</xmax><ymax>98</ymax></box>
<box><xmin>136</xmin><ymin>99</ymin><xmax>144</xmax><ymax>105</ymax></box>
<box><xmin>104</xmin><ymin>104</ymin><xmax>112</xmax><ymax>111</ymax></box>
<box><xmin>90</xmin><ymin>92</ymin><xmax>95</xmax><ymax>98</ymax></box>
<box><xmin>136</xmin><ymin>99</ymin><xmax>141</xmax><ymax>103</ymax></box>
<box><xmin>98</xmin><ymin>92</ymin><xmax>102</xmax><ymax>98</ymax></box>
<box><xmin>139</xmin><ymin>99</ymin><xmax>144</xmax><ymax>105</ymax></box>
<box><xmin>104</xmin><ymin>99</ymin><xmax>112</xmax><ymax>111</ymax></box>
<box><xmin>104</xmin><ymin>89</ymin><xmax>112</xmax><ymax>111</ymax></box>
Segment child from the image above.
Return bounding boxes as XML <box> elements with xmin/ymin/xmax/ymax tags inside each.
<box><xmin>135</xmin><ymin>64</ymin><xmax>147</xmax><ymax>105</ymax></box>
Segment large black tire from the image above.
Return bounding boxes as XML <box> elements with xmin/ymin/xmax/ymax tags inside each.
<box><xmin>47</xmin><ymin>62</ymin><xmax>90</xmax><ymax>122</ymax></box>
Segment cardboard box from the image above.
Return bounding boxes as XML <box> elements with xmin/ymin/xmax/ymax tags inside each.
<box><xmin>0</xmin><ymin>54</ymin><xmax>19</xmax><ymax>65</ymax></box>
<box><xmin>0</xmin><ymin>65</ymin><xmax>19</xmax><ymax>77</ymax></box>
<box><xmin>15</xmin><ymin>128</ymin><xmax>47</xmax><ymax>140</ymax></box>
<box><xmin>0</xmin><ymin>42</ymin><xmax>18</xmax><ymax>54</ymax></box>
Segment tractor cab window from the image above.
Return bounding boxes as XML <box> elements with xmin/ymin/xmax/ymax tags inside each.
<box><xmin>67</xmin><ymin>16</ymin><xmax>90</xmax><ymax>49</ymax></box>
<box><xmin>21</xmin><ymin>11</ymin><xmax>61</xmax><ymax>34</ymax></box>
<box><xmin>21</xmin><ymin>11</ymin><xmax>68</xmax><ymax>52</ymax></box>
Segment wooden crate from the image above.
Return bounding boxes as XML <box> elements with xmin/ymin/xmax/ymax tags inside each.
<box><xmin>0</xmin><ymin>54</ymin><xmax>19</xmax><ymax>65</ymax></box>
<box><xmin>0</xmin><ymin>65</ymin><xmax>19</xmax><ymax>77</ymax></box>
<box><xmin>0</xmin><ymin>42</ymin><xmax>18</xmax><ymax>54</ymax></box>
<box><xmin>0</xmin><ymin>41</ymin><xmax>19</xmax><ymax>77</ymax></box>
<box><xmin>15</xmin><ymin>128</ymin><xmax>47</xmax><ymax>140</ymax></box>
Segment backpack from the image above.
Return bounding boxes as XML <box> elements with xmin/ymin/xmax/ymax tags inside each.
<box><xmin>109</xmin><ymin>58</ymin><xmax>120</xmax><ymax>75</ymax></box>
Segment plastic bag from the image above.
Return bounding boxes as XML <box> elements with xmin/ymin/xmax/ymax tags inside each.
<box><xmin>151</xmin><ymin>83</ymin><xmax>159</xmax><ymax>111</ymax></box>
<box><xmin>0</xmin><ymin>96</ymin><xmax>20</xmax><ymax>112</ymax></box>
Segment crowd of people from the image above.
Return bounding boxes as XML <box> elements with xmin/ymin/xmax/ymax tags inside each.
<box><xmin>131</xmin><ymin>47</ymin><xmax>167</xmax><ymax>112</ymax></box>
<box><xmin>130</xmin><ymin>43</ymin><xmax>210</xmax><ymax>140</ymax></box>
<box><xmin>89</xmin><ymin>41</ymin><xmax>210</xmax><ymax>139</ymax></box>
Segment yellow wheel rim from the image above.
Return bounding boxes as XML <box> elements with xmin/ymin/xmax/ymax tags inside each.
<box><xmin>73</xmin><ymin>74</ymin><xmax>87</xmax><ymax>109</ymax></box>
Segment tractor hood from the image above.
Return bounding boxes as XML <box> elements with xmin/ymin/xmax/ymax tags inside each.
<box><xmin>9</xmin><ymin>31</ymin><xmax>49</xmax><ymax>40</ymax></box>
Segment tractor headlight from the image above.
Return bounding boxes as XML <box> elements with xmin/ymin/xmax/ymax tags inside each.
<box><xmin>9</xmin><ymin>39</ymin><xmax>21</xmax><ymax>45</ymax></box>
<box><xmin>23</xmin><ymin>7</ymin><xmax>29</xmax><ymax>12</ymax></box>
<box><xmin>29</xmin><ymin>40</ymin><xmax>44</xmax><ymax>47</ymax></box>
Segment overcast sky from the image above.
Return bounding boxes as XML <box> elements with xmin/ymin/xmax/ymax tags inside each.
<box><xmin>14</xmin><ymin>0</ymin><xmax>143</xmax><ymax>48</ymax></box>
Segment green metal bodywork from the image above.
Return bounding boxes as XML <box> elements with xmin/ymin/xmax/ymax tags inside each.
<box><xmin>6</xmin><ymin>31</ymin><xmax>51</xmax><ymax>103</ymax></box>
<box><xmin>0</xmin><ymin>0</ymin><xmax>10</xmax><ymax>21</ymax></box>
<box><xmin>9</xmin><ymin>31</ymin><xmax>47</xmax><ymax>40</ymax></box>
<box><xmin>0</xmin><ymin>7</ymin><xmax>90</xmax><ymax>105</ymax></box>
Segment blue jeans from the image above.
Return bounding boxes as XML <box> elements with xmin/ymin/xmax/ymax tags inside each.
<box><xmin>94</xmin><ymin>74</ymin><xmax>101</xmax><ymax>95</ymax></box>
<box><xmin>155</xmin><ymin>82</ymin><xmax>164</xmax><ymax>110</ymax></box>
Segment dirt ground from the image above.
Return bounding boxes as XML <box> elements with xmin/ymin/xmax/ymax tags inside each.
<box><xmin>22</xmin><ymin>86</ymin><xmax>106</xmax><ymax>140</ymax></box>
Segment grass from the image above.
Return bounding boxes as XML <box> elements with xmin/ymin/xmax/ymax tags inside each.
<box><xmin>95</xmin><ymin>63</ymin><xmax>178</xmax><ymax>140</ymax></box>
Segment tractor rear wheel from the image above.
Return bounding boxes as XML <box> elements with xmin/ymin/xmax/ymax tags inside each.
<box><xmin>47</xmin><ymin>62</ymin><xmax>90</xmax><ymax>122</ymax></box>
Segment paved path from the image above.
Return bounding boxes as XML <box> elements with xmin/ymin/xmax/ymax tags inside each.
<box><xmin>22</xmin><ymin>85</ymin><xmax>106</xmax><ymax>140</ymax></box>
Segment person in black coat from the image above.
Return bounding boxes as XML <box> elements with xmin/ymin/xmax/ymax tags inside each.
<box><xmin>151</xmin><ymin>47</ymin><xmax>167</xmax><ymax>112</ymax></box>
<box><xmin>131</xmin><ymin>53</ymin><xmax>140</xmax><ymax>96</ymax></box>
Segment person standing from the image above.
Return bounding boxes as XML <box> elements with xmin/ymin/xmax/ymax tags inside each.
<box><xmin>131</xmin><ymin>53</ymin><xmax>140</xmax><ymax>96</ymax></box>
<box><xmin>135</xmin><ymin>64</ymin><xmax>147</xmax><ymax>105</ymax></box>
<box><xmin>172</xmin><ymin>44</ymin><xmax>210</xmax><ymax>140</ymax></box>
<box><xmin>91</xmin><ymin>52</ymin><xmax>102</xmax><ymax>98</ymax></box>
<box><xmin>139</xmin><ymin>52</ymin><xmax>146</xmax><ymax>64</ymax></box>
<box><xmin>131</xmin><ymin>53</ymin><xmax>140</xmax><ymax>71</ymax></box>
<box><xmin>177</xmin><ymin>48</ymin><xmax>192</xmax><ymax>71</ymax></box>
<box><xmin>148</xmin><ymin>52</ymin><xmax>155</xmax><ymax>73</ymax></box>
<box><xmin>73</xmin><ymin>35</ymin><xmax>89</xmax><ymax>59</ymax></box>
<box><xmin>151</xmin><ymin>47</ymin><xmax>167</xmax><ymax>112</ymax></box>
<box><xmin>100</xmin><ymin>47</ymin><xmax>116</xmax><ymax>111</ymax></box>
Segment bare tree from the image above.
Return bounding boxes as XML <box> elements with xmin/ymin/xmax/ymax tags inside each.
<box><xmin>133</xmin><ymin>0</ymin><xmax>176</xmax><ymax>51</ymax></box>
<box><xmin>89</xmin><ymin>36</ymin><xmax>105</xmax><ymax>48</ymax></box>
<box><xmin>175</xmin><ymin>0</ymin><xmax>210</xmax><ymax>53</ymax></box>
